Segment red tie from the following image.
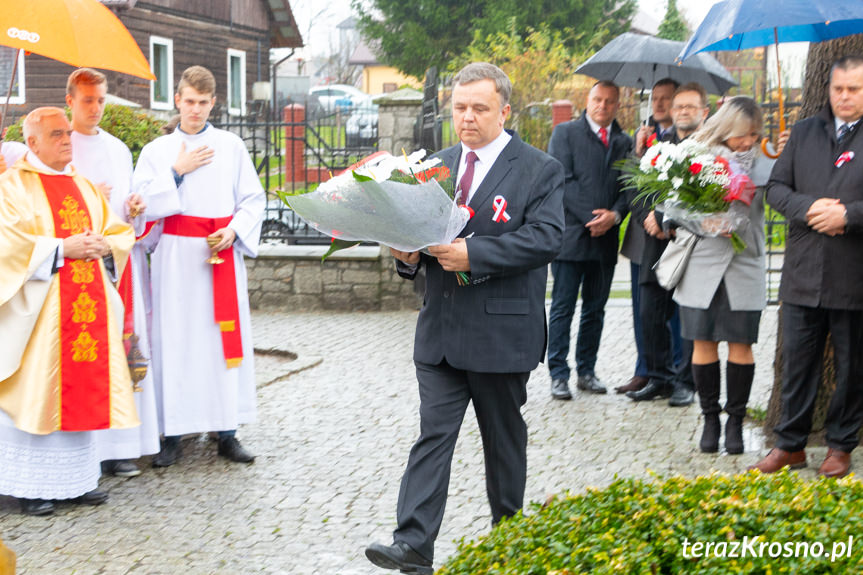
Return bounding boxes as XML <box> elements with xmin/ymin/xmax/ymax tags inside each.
<box><xmin>599</xmin><ymin>126</ymin><xmax>609</xmax><ymax>147</ymax></box>
<box><xmin>456</xmin><ymin>151</ymin><xmax>479</xmax><ymax>206</ymax></box>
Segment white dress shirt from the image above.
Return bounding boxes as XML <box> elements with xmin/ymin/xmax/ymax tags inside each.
<box><xmin>457</xmin><ymin>129</ymin><xmax>512</xmax><ymax>206</ymax></box>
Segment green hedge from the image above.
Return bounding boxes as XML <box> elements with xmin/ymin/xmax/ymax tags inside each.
<box><xmin>439</xmin><ymin>471</ymin><xmax>862</xmax><ymax>574</ymax></box>
<box><xmin>4</xmin><ymin>104</ymin><xmax>165</xmax><ymax>164</ymax></box>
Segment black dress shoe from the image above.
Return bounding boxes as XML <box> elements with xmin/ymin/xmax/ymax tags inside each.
<box><xmin>668</xmin><ymin>384</ymin><xmax>695</xmax><ymax>407</ymax></box>
<box><xmin>19</xmin><ymin>498</ymin><xmax>54</xmax><ymax>516</ymax></box>
<box><xmin>71</xmin><ymin>489</ymin><xmax>109</xmax><ymax>506</ymax></box>
<box><xmin>365</xmin><ymin>541</ymin><xmax>433</xmax><ymax>575</ymax></box>
<box><xmin>550</xmin><ymin>378</ymin><xmax>572</xmax><ymax>400</ymax></box>
<box><xmin>576</xmin><ymin>374</ymin><xmax>607</xmax><ymax>394</ymax></box>
<box><xmin>627</xmin><ymin>379</ymin><xmax>673</xmax><ymax>401</ymax></box>
<box><xmin>217</xmin><ymin>436</ymin><xmax>255</xmax><ymax>463</ymax></box>
<box><xmin>152</xmin><ymin>437</ymin><xmax>182</xmax><ymax>468</ymax></box>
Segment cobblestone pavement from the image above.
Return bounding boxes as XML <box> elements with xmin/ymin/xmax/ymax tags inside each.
<box><xmin>1</xmin><ymin>297</ymin><xmax>859</xmax><ymax>574</ymax></box>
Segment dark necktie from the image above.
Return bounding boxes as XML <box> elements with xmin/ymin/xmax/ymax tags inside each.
<box><xmin>599</xmin><ymin>126</ymin><xmax>609</xmax><ymax>147</ymax></box>
<box><xmin>838</xmin><ymin>123</ymin><xmax>851</xmax><ymax>143</ymax></box>
<box><xmin>456</xmin><ymin>151</ymin><xmax>478</xmax><ymax>206</ymax></box>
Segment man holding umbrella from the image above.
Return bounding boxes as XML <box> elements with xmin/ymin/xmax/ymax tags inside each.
<box><xmin>753</xmin><ymin>55</ymin><xmax>863</xmax><ymax>478</ymax></box>
<box><xmin>626</xmin><ymin>83</ymin><xmax>707</xmax><ymax>405</ymax></box>
<box><xmin>617</xmin><ymin>77</ymin><xmax>680</xmax><ymax>396</ymax></box>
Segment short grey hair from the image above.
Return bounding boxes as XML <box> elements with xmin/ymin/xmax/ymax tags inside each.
<box><xmin>693</xmin><ymin>96</ymin><xmax>763</xmax><ymax>147</ymax></box>
<box><xmin>453</xmin><ymin>62</ymin><xmax>512</xmax><ymax>106</ymax></box>
<box><xmin>23</xmin><ymin>107</ymin><xmax>66</xmax><ymax>143</ymax></box>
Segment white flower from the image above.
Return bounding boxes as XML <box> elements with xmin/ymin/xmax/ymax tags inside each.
<box><xmin>672</xmin><ymin>177</ymin><xmax>684</xmax><ymax>189</ymax></box>
<box><xmin>354</xmin><ymin>150</ymin><xmax>439</xmax><ymax>182</ymax></box>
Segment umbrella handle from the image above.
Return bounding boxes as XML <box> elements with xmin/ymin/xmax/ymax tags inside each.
<box><xmin>761</xmin><ymin>138</ymin><xmax>780</xmax><ymax>159</ymax></box>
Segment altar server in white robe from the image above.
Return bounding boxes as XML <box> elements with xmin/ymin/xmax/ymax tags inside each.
<box><xmin>67</xmin><ymin>68</ymin><xmax>160</xmax><ymax>478</ymax></box>
<box><xmin>133</xmin><ymin>65</ymin><xmax>264</xmax><ymax>467</ymax></box>
<box><xmin>0</xmin><ymin>108</ymin><xmax>137</xmax><ymax>515</ymax></box>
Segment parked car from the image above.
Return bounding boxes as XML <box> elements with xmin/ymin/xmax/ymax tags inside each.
<box><xmin>308</xmin><ymin>84</ymin><xmax>369</xmax><ymax>114</ymax></box>
<box><xmin>346</xmin><ymin>106</ymin><xmax>379</xmax><ymax>148</ymax></box>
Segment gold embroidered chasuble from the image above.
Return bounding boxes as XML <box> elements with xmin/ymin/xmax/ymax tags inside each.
<box><xmin>0</xmin><ymin>158</ymin><xmax>139</xmax><ymax>435</ymax></box>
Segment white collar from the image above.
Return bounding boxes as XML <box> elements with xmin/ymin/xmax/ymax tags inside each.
<box><xmin>835</xmin><ymin>117</ymin><xmax>860</xmax><ymax>132</ymax></box>
<box><xmin>25</xmin><ymin>151</ymin><xmax>73</xmax><ymax>175</ymax></box>
<box><xmin>460</xmin><ymin>129</ymin><xmax>511</xmax><ymax>166</ymax></box>
<box><xmin>585</xmin><ymin>114</ymin><xmax>611</xmax><ymax>135</ymax></box>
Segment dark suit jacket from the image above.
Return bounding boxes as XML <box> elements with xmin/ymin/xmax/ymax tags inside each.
<box><xmin>547</xmin><ymin>112</ymin><xmax>632</xmax><ymax>263</ymax></box>
<box><xmin>398</xmin><ymin>130</ymin><xmax>564</xmax><ymax>373</ymax></box>
<box><xmin>629</xmin><ymin>130</ymin><xmax>683</xmax><ymax>285</ymax></box>
<box><xmin>767</xmin><ymin>106</ymin><xmax>863</xmax><ymax>309</ymax></box>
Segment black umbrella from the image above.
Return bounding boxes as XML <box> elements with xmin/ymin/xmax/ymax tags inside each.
<box><xmin>577</xmin><ymin>33</ymin><xmax>738</xmax><ymax>95</ymax></box>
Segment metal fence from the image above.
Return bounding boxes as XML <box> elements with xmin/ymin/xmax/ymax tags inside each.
<box><xmin>211</xmin><ymin>101</ymin><xmax>379</xmax><ymax>245</ymax></box>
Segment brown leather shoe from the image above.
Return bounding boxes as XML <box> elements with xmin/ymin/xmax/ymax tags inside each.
<box><xmin>615</xmin><ymin>375</ymin><xmax>648</xmax><ymax>394</ymax></box>
<box><xmin>747</xmin><ymin>448</ymin><xmax>807</xmax><ymax>473</ymax></box>
<box><xmin>817</xmin><ymin>448</ymin><xmax>852</xmax><ymax>478</ymax></box>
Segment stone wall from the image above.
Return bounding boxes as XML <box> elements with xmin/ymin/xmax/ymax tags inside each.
<box><xmin>246</xmin><ymin>244</ymin><xmax>421</xmax><ymax>312</ymax></box>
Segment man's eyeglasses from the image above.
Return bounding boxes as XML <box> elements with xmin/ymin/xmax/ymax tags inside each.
<box><xmin>671</xmin><ymin>104</ymin><xmax>704</xmax><ymax>112</ymax></box>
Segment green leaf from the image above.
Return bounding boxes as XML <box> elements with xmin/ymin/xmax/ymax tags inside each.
<box><xmin>321</xmin><ymin>239</ymin><xmax>361</xmax><ymax>261</ymax></box>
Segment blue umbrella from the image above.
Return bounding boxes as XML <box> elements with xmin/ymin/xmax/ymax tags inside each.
<box><xmin>677</xmin><ymin>0</ymin><xmax>863</xmax><ymax>156</ymax></box>
<box><xmin>678</xmin><ymin>0</ymin><xmax>863</xmax><ymax>59</ymax></box>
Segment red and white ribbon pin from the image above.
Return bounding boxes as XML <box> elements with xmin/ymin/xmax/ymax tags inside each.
<box><xmin>492</xmin><ymin>195</ymin><xmax>511</xmax><ymax>222</ymax></box>
<box><xmin>836</xmin><ymin>150</ymin><xmax>855</xmax><ymax>167</ymax></box>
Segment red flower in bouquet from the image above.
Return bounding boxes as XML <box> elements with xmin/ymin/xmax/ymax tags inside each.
<box><xmin>647</xmin><ymin>132</ymin><xmax>657</xmax><ymax>147</ymax></box>
<box><xmin>689</xmin><ymin>162</ymin><xmax>703</xmax><ymax>175</ymax></box>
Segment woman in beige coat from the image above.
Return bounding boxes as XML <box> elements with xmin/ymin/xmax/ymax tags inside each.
<box><xmin>674</xmin><ymin>97</ymin><xmax>774</xmax><ymax>455</ymax></box>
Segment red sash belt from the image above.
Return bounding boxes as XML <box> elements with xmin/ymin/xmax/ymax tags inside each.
<box><xmin>162</xmin><ymin>215</ymin><xmax>243</xmax><ymax>368</ymax></box>
<box><xmin>40</xmin><ymin>174</ymin><xmax>112</xmax><ymax>431</ymax></box>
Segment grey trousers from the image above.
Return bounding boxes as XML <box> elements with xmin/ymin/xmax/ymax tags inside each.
<box><xmin>393</xmin><ymin>360</ymin><xmax>529</xmax><ymax>561</ymax></box>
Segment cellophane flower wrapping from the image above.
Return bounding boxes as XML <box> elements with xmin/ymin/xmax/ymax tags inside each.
<box><xmin>283</xmin><ymin>151</ymin><xmax>470</xmax><ymax>253</ymax></box>
<box><xmin>621</xmin><ymin>139</ymin><xmax>754</xmax><ymax>251</ymax></box>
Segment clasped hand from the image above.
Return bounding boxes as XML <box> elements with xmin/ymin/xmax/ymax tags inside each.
<box><xmin>63</xmin><ymin>229</ymin><xmax>111</xmax><ymax>261</ymax></box>
<box><xmin>806</xmin><ymin>198</ymin><xmax>846</xmax><ymax>236</ymax></box>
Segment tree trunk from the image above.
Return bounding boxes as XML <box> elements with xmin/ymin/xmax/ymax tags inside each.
<box><xmin>763</xmin><ymin>34</ymin><xmax>863</xmax><ymax>444</ymax></box>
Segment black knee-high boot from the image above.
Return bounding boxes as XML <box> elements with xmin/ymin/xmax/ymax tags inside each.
<box><xmin>693</xmin><ymin>361</ymin><xmax>721</xmax><ymax>453</ymax></box>
<box><xmin>725</xmin><ymin>362</ymin><xmax>754</xmax><ymax>455</ymax></box>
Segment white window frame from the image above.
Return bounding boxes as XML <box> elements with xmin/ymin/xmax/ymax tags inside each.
<box><xmin>150</xmin><ymin>36</ymin><xmax>174</xmax><ymax>111</ymax></box>
<box><xmin>226</xmin><ymin>48</ymin><xmax>247</xmax><ymax>116</ymax></box>
<box><xmin>0</xmin><ymin>48</ymin><xmax>25</xmax><ymax>104</ymax></box>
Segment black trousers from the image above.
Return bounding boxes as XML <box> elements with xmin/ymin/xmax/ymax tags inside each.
<box><xmin>393</xmin><ymin>360</ymin><xmax>529</xmax><ymax>561</ymax></box>
<box><xmin>774</xmin><ymin>303</ymin><xmax>863</xmax><ymax>452</ymax></box>
<box><xmin>640</xmin><ymin>281</ymin><xmax>694</xmax><ymax>387</ymax></box>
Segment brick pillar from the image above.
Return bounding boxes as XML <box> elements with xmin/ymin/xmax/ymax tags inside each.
<box><xmin>552</xmin><ymin>100</ymin><xmax>573</xmax><ymax>127</ymax></box>
<box><xmin>283</xmin><ymin>104</ymin><xmax>305</xmax><ymax>183</ymax></box>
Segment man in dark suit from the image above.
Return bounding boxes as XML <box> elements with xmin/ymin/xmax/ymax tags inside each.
<box><xmin>546</xmin><ymin>81</ymin><xmax>632</xmax><ymax>400</ymax></box>
<box><xmin>752</xmin><ymin>55</ymin><xmax>863</xmax><ymax>479</ymax></box>
<box><xmin>617</xmin><ymin>77</ymin><xmax>680</xmax><ymax>395</ymax></box>
<box><xmin>365</xmin><ymin>62</ymin><xmax>564</xmax><ymax>574</ymax></box>
<box><xmin>626</xmin><ymin>83</ymin><xmax>706</xmax><ymax>406</ymax></box>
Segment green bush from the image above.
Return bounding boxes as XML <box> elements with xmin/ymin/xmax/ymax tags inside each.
<box><xmin>4</xmin><ymin>104</ymin><xmax>165</xmax><ymax>164</ymax></box>
<box><xmin>439</xmin><ymin>471</ymin><xmax>863</xmax><ymax>574</ymax></box>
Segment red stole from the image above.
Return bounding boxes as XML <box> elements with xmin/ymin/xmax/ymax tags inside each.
<box><xmin>40</xmin><ymin>174</ymin><xmax>112</xmax><ymax>431</ymax></box>
<box><xmin>117</xmin><ymin>220</ymin><xmax>157</xmax><ymax>354</ymax></box>
<box><xmin>162</xmin><ymin>215</ymin><xmax>243</xmax><ymax>368</ymax></box>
